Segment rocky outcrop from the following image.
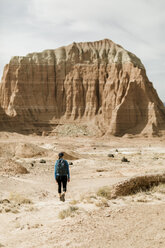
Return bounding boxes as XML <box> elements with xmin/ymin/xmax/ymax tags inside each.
<box><xmin>0</xmin><ymin>39</ymin><xmax>165</xmax><ymax>135</ymax></box>
<box><xmin>0</xmin><ymin>105</ymin><xmax>12</xmax><ymax>131</ymax></box>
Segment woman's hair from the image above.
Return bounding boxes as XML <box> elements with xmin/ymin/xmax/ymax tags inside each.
<box><xmin>58</xmin><ymin>152</ymin><xmax>64</xmax><ymax>158</ymax></box>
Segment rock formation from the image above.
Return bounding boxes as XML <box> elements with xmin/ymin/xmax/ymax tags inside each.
<box><xmin>0</xmin><ymin>39</ymin><xmax>165</xmax><ymax>136</ymax></box>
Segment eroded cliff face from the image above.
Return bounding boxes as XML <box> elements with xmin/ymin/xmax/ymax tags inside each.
<box><xmin>0</xmin><ymin>39</ymin><xmax>165</xmax><ymax>135</ymax></box>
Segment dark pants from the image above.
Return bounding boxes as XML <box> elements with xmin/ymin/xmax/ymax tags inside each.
<box><xmin>56</xmin><ymin>175</ymin><xmax>67</xmax><ymax>194</ymax></box>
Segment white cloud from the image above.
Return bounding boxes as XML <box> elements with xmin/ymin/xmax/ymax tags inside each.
<box><xmin>0</xmin><ymin>0</ymin><xmax>165</xmax><ymax>101</ymax></box>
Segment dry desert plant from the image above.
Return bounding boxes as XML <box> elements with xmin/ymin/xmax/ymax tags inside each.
<box><xmin>95</xmin><ymin>198</ymin><xmax>109</xmax><ymax>207</ymax></box>
<box><xmin>151</xmin><ymin>183</ymin><xmax>165</xmax><ymax>194</ymax></box>
<box><xmin>25</xmin><ymin>206</ymin><xmax>38</xmax><ymax>212</ymax></box>
<box><xmin>80</xmin><ymin>194</ymin><xmax>97</xmax><ymax>204</ymax></box>
<box><xmin>69</xmin><ymin>199</ymin><xmax>79</xmax><ymax>205</ymax></box>
<box><xmin>97</xmin><ymin>186</ymin><xmax>112</xmax><ymax>200</ymax></box>
<box><xmin>58</xmin><ymin>206</ymin><xmax>79</xmax><ymax>219</ymax></box>
<box><xmin>111</xmin><ymin>173</ymin><xmax>165</xmax><ymax>197</ymax></box>
<box><xmin>9</xmin><ymin>192</ymin><xmax>33</xmax><ymax>205</ymax></box>
<box><xmin>135</xmin><ymin>196</ymin><xmax>148</xmax><ymax>203</ymax></box>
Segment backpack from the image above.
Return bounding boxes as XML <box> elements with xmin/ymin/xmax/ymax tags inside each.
<box><xmin>56</xmin><ymin>159</ymin><xmax>68</xmax><ymax>176</ymax></box>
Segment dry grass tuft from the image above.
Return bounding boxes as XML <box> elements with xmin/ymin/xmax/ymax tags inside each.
<box><xmin>69</xmin><ymin>200</ymin><xmax>79</xmax><ymax>205</ymax></box>
<box><xmin>95</xmin><ymin>198</ymin><xmax>109</xmax><ymax>207</ymax></box>
<box><xmin>151</xmin><ymin>183</ymin><xmax>165</xmax><ymax>194</ymax></box>
<box><xmin>26</xmin><ymin>206</ymin><xmax>38</xmax><ymax>212</ymax></box>
<box><xmin>58</xmin><ymin>206</ymin><xmax>79</xmax><ymax>219</ymax></box>
<box><xmin>135</xmin><ymin>195</ymin><xmax>148</xmax><ymax>202</ymax></box>
<box><xmin>80</xmin><ymin>194</ymin><xmax>97</xmax><ymax>204</ymax></box>
<box><xmin>9</xmin><ymin>193</ymin><xmax>33</xmax><ymax>204</ymax></box>
<box><xmin>11</xmin><ymin>208</ymin><xmax>19</xmax><ymax>214</ymax></box>
<box><xmin>84</xmin><ymin>196</ymin><xmax>94</xmax><ymax>204</ymax></box>
<box><xmin>97</xmin><ymin>186</ymin><xmax>112</xmax><ymax>200</ymax></box>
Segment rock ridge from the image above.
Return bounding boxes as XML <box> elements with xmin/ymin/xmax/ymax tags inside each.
<box><xmin>0</xmin><ymin>39</ymin><xmax>165</xmax><ymax>136</ymax></box>
<box><xmin>9</xmin><ymin>39</ymin><xmax>144</xmax><ymax>69</ymax></box>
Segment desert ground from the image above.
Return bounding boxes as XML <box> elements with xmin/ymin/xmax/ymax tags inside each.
<box><xmin>0</xmin><ymin>130</ymin><xmax>165</xmax><ymax>248</ymax></box>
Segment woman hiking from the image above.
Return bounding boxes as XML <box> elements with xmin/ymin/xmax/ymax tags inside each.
<box><xmin>54</xmin><ymin>152</ymin><xmax>70</xmax><ymax>202</ymax></box>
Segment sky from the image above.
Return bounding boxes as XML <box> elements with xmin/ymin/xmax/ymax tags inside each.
<box><xmin>0</xmin><ymin>0</ymin><xmax>165</xmax><ymax>102</ymax></box>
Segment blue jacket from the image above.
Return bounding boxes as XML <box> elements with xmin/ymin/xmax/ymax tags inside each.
<box><xmin>54</xmin><ymin>159</ymin><xmax>70</xmax><ymax>179</ymax></box>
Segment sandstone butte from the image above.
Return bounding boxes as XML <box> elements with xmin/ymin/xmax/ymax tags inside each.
<box><xmin>0</xmin><ymin>39</ymin><xmax>165</xmax><ymax>136</ymax></box>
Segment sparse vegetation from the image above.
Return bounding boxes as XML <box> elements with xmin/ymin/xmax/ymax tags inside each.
<box><xmin>69</xmin><ymin>199</ymin><xmax>79</xmax><ymax>205</ymax></box>
<box><xmin>11</xmin><ymin>208</ymin><xmax>19</xmax><ymax>214</ymax></box>
<box><xmin>25</xmin><ymin>206</ymin><xmax>38</xmax><ymax>212</ymax></box>
<box><xmin>58</xmin><ymin>206</ymin><xmax>79</xmax><ymax>219</ymax></box>
<box><xmin>80</xmin><ymin>194</ymin><xmax>97</xmax><ymax>204</ymax></box>
<box><xmin>136</xmin><ymin>197</ymin><xmax>148</xmax><ymax>203</ymax></box>
<box><xmin>97</xmin><ymin>186</ymin><xmax>112</xmax><ymax>200</ymax></box>
<box><xmin>9</xmin><ymin>193</ymin><xmax>33</xmax><ymax>204</ymax></box>
<box><xmin>83</xmin><ymin>196</ymin><xmax>94</xmax><ymax>204</ymax></box>
<box><xmin>151</xmin><ymin>183</ymin><xmax>165</xmax><ymax>194</ymax></box>
<box><xmin>95</xmin><ymin>198</ymin><xmax>109</xmax><ymax>207</ymax></box>
<box><xmin>0</xmin><ymin>193</ymin><xmax>34</xmax><ymax>214</ymax></box>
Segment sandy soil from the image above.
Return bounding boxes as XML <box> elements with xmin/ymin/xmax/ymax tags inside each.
<box><xmin>0</xmin><ymin>133</ymin><xmax>165</xmax><ymax>248</ymax></box>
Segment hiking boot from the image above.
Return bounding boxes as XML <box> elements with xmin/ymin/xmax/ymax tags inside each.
<box><xmin>61</xmin><ymin>193</ymin><xmax>65</xmax><ymax>202</ymax></box>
